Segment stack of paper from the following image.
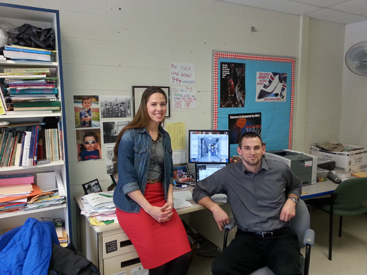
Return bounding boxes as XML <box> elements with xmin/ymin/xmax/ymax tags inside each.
<box><xmin>81</xmin><ymin>191</ymin><xmax>116</xmax><ymax>223</ymax></box>
<box><xmin>173</xmin><ymin>191</ymin><xmax>193</xmax><ymax>209</ymax></box>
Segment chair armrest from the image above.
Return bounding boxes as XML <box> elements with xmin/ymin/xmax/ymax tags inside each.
<box><xmin>303</xmin><ymin>229</ymin><xmax>315</xmax><ymax>246</ymax></box>
<box><xmin>224</xmin><ymin>217</ymin><xmax>236</xmax><ymax>231</ymax></box>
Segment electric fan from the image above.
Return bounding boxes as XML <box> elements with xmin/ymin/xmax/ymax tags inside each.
<box><xmin>345</xmin><ymin>41</ymin><xmax>367</xmax><ymax>76</ymax></box>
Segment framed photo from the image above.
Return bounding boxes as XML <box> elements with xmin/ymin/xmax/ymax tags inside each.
<box><xmin>132</xmin><ymin>86</ymin><xmax>170</xmax><ymax>117</ymax></box>
<box><xmin>110</xmin><ymin>172</ymin><xmax>118</xmax><ymax>184</ymax></box>
<box><xmin>82</xmin><ymin>179</ymin><xmax>102</xmax><ymax>195</ymax></box>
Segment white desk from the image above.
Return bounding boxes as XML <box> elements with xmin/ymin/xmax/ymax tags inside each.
<box><xmin>301</xmin><ymin>179</ymin><xmax>337</xmax><ymax>199</ymax></box>
<box><xmin>75</xmin><ymin>194</ymin><xmax>233</xmax><ymax>275</ymax></box>
<box><xmin>75</xmin><ymin>180</ymin><xmax>338</xmax><ymax>275</ymax></box>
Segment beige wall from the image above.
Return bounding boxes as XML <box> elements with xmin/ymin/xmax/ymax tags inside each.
<box><xmin>341</xmin><ymin>20</ymin><xmax>367</xmax><ymax>146</ymax></box>
<box><xmin>1</xmin><ymin>0</ymin><xmax>347</xmax><ymax>244</ymax></box>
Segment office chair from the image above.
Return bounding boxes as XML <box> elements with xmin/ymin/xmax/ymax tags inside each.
<box><xmin>223</xmin><ymin>199</ymin><xmax>315</xmax><ymax>275</ymax></box>
<box><xmin>307</xmin><ymin>177</ymin><xmax>367</xmax><ymax>260</ymax></box>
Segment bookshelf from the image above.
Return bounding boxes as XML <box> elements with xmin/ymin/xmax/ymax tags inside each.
<box><xmin>0</xmin><ymin>3</ymin><xmax>70</xmax><ymax>243</ymax></box>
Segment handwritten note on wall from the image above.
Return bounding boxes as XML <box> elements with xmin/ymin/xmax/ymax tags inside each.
<box><xmin>172</xmin><ymin>86</ymin><xmax>196</xmax><ymax>109</ymax></box>
<box><xmin>170</xmin><ymin>63</ymin><xmax>195</xmax><ymax>85</ymax></box>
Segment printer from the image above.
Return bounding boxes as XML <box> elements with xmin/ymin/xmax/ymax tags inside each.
<box><xmin>265</xmin><ymin>149</ymin><xmax>317</xmax><ymax>185</ymax></box>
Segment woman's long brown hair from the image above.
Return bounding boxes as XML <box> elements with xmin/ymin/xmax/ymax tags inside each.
<box><xmin>112</xmin><ymin>87</ymin><xmax>167</xmax><ymax>170</ymax></box>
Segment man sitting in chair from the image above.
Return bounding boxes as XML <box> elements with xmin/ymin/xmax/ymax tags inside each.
<box><xmin>193</xmin><ymin>132</ymin><xmax>302</xmax><ymax>275</ymax></box>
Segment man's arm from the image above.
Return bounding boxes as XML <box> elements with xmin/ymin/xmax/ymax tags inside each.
<box><xmin>280</xmin><ymin>167</ymin><xmax>302</xmax><ymax>222</ymax></box>
<box><xmin>197</xmin><ymin>196</ymin><xmax>230</xmax><ymax>231</ymax></box>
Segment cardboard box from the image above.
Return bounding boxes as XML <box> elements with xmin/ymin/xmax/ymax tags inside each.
<box><xmin>311</xmin><ymin>144</ymin><xmax>367</xmax><ymax>173</ymax></box>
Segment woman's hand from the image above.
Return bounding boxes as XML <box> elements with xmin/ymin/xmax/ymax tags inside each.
<box><xmin>146</xmin><ymin>203</ymin><xmax>173</xmax><ymax>223</ymax></box>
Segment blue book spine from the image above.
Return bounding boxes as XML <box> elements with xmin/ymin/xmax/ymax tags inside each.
<box><xmin>9</xmin><ymin>88</ymin><xmax>58</xmax><ymax>95</ymax></box>
<box><xmin>33</xmin><ymin>125</ymin><xmax>40</xmax><ymax>165</ymax></box>
<box><xmin>4</xmin><ymin>45</ymin><xmax>52</xmax><ymax>55</ymax></box>
<box><xmin>28</xmin><ymin>126</ymin><xmax>36</xmax><ymax>166</ymax></box>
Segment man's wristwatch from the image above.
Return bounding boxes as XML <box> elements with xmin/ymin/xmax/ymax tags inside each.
<box><xmin>288</xmin><ymin>197</ymin><xmax>298</xmax><ymax>205</ymax></box>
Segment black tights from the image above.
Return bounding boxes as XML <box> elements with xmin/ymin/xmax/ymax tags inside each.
<box><xmin>149</xmin><ymin>251</ymin><xmax>192</xmax><ymax>275</ymax></box>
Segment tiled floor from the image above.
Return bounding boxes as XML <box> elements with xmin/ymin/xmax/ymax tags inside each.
<box><xmin>188</xmin><ymin>210</ymin><xmax>367</xmax><ymax>274</ymax></box>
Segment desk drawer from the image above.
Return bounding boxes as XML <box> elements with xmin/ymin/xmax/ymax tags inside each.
<box><xmin>103</xmin><ymin>232</ymin><xmax>136</xmax><ymax>259</ymax></box>
<box><xmin>104</xmin><ymin>251</ymin><xmax>148</xmax><ymax>275</ymax></box>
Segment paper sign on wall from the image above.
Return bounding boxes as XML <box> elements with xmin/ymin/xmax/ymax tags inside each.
<box><xmin>170</xmin><ymin>62</ymin><xmax>195</xmax><ymax>85</ymax></box>
<box><xmin>172</xmin><ymin>86</ymin><xmax>196</xmax><ymax>109</ymax></box>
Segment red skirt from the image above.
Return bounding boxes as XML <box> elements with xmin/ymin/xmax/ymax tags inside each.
<box><xmin>116</xmin><ymin>182</ymin><xmax>191</xmax><ymax>269</ymax></box>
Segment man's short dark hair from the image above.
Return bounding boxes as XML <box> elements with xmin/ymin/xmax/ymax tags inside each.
<box><xmin>238</xmin><ymin>132</ymin><xmax>263</xmax><ymax>148</ymax></box>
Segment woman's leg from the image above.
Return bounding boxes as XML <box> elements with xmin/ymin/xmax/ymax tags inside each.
<box><xmin>167</xmin><ymin>251</ymin><xmax>192</xmax><ymax>275</ymax></box>
<box><xmin>149</xmin><ymin>251</ymin><xmax>192</xmax><ymax>275</ymax></box>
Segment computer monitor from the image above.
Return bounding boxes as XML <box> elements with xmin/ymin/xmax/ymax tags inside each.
<box><xmin>195</xmin><ymin>163</ymin><xmax>227</xmax><ymax>181</ymax></box>
<box><xmin>188</xmin><ymin>130</ymin><xmax>230</xmax><ymax>164</ymax></box>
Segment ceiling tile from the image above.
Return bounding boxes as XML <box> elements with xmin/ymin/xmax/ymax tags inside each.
<box><xmin>222</xmin><ymin>0</ymin><xmax>321</xmax><ymax>14</ymax></box>
<box><xmin>331</xmin><ymin>0</ymin><xmax>367</xmax><ymax>16</ymax></box>
<box><xmin>307</xmin><ymin>9</ymin><xmax>367</xmax><ymax>24</ymax></box>
<box><xmin>290</xmin><ymin>0</ymin><xmax>350</xmax><ymax>8</ymax></box>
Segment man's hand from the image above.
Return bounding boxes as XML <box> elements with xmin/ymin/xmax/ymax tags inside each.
<box><xmin>197</xmin><ymin>197</ymin><xmax>230</xmax><ymax>231</ymax></box>
<box><xmin>212</xmin><ymin>204</ymin><xmax>230</xmax><ymax>231</ymax></box>
<box><xmin>279</xmin><ymin>199</ymin><xmax>296</xmax><ymax>222</ymax></box>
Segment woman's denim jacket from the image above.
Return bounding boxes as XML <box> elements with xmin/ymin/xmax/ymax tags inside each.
<box><xmin>113</xmin><ymin>126</ymin><xmax>174</xmax><ymax>213</ymax></box>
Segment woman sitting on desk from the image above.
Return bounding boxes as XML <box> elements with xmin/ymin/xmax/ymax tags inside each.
<box><xmin>113</xmin><ymin>87</ymin><xmax>192</xmax><ymax>275</ymax></box>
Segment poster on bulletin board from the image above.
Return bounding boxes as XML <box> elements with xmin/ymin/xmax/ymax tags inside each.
<box><xmin>212</xmin><ymin>51</ymin><xmax>295</xmax><ymax>156</ymax></box>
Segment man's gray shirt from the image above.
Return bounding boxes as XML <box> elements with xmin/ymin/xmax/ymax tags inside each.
<box><xmin>192</xmin><ymin>158</ymin><xmax>302</xmax><ymax>232</ymax></box>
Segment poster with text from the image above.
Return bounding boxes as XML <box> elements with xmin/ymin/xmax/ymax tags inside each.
<box><xmin>172</xmin><ymin>86</ymin><xmax>196</xmax><ymax>109</ymax></box>
<box><xmin>170</xmin><ymin>62</ymin><xmax>195</xmax><ymax>85</ymax></box>
<box><xmin>256</xmin><ymin>72</ymin><xmax>287</xmax><ymax>102</ymax></box>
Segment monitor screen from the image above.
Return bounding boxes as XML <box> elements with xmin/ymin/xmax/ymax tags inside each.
<box><xmin>189</xmin><ymin>130</ymin><xmax>230</xmax><ymax>164</ymax></box>
<box><xmin>196</xmin><ymin>163</ymin><xmax>227</xmax><ymax>181</ymax></box>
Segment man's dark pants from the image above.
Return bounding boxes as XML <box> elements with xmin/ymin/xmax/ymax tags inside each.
<box><xmin>212</xmin><ymin>228</ymin><xmax>302</xmax><ymax>275</ymax></box>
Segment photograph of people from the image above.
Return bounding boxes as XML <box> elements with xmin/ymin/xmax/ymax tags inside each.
<box><xmin>73</xmin><ymin>95</ymin><xmax>100</xmax><ymax>128</ymax></box>
<box><xmin>76</xmin><ymin>129</ymin><xmax>102</xmax><ymax>162</ymax></box>
<box><xmin>193</xmin><ymin>132</ymin><xmax>302</xmax><ymax>274</ymax></box>
<box><xmin>102</xmin><ymin>121</ymin><xmax>130</xmax><ymax>144</ymax></box>
<box><xmin>112</xmin><ymin>86</ymin><xmax>191</xmax><ymax>274</ymax></box>
<box><xmin>100</xmin><ymin>95</ymin><xmax>132</xmax><ymax>118</ymax></box>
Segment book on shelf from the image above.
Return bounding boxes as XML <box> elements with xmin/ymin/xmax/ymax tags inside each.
<box><xmin>18</xmin><ymin>132</ymin><xmax>26</xmax><ymax>167</ymax></box>
<box><xmin>7</xmin><ymin>110</ymin><xmax>56</xmax><ymax>115</ymax></box>
<box><xmin>7</xmin><ymin>95</ymin><xmax>58</xmax><ymax>103</ymax></box>
<box><xmin>0</xmin><ymin>96</ymin><xmax>6</xmax><ymax>115</ymax></box>
<box><xmin>0</xmin><ymin>129</ymin><xmax>11</xmax><ymax>165</ymax></box>
<box><xmin>27</xmin><ymin>125</ymin><xmax>38</xmax><ymax>166</ymax></box>
<box><xmin>21</xmin><ymin>131</ymin><xmax>32</xmax><ymax>167</ymax></box>
<box><xmin>57</xmin><ymin>121</ymin><xmax>64</xmax><ymax>160</ymax></box>
<box><xmin>13</xmin><ymin>101</ymin><xmax>61</xmax><ymax>107</ymax></box>
<box><xmin>3</xmin><ymin>68</ymin><xmax>51</xmax><ymax>76</ymax></box>
<box><xmin>3</xmin><ymin>50</ymin><xmax>52</xmax><ymax>62</ymax></box>
<box><xmin>8</xmin><ymin>88</ymin><xmax>58</xmax><ymax>95</ymax></box>
<box><xmin>13</xmin><ymin>101</ymin><xmax>61</xmax><ymax>112</ymax></box>
<box><xmin>0</xmin><ymin>184</ymin><xmax>42</xmax><ymax>204</ymax></box>
<box><xmin>33</xmin><ymin>125</ymin><xmax>40</xmax><ymax>165</ymax></box>
<box><xmin>0</xmin><ymin>173</ymin><xmax>34</xmax><ymax>186</ymax></box>
<box><xmin>4</xmin><ymin>45</ymin><xmax>55</xmax><ymax>55</ymax></box>
<box><xmin>6</xmin><ymin>79</ymin><xmax>56</xmax><ymax>88</ymax></box>
<box><xmin>0</xmin><ymin>85</ymin><xmax>7</xmax><ymax>115</ymax></box>
<box><xmin>0</xmin><ymin>73</ymin><xmax>47</xmax><ymax>79</ymax></box>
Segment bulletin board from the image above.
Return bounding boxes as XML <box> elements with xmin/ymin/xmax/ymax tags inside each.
<box><xmin>212</xmin><ymin>51</ymin><xmax>295</xmax><ymax>156</ymax></box>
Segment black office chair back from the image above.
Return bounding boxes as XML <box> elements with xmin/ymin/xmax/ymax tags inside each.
<box><xmin>333</xmin><ymin>177</ymin><xmax>367</xmax><ymax>211</ymax></box>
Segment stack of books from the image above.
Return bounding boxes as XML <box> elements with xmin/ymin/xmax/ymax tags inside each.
<box><xmin>0</xmin><ymin>173</ymin><xmax>43</xmax><ymax>214</ymax></box>
<box><xmin>0</xmin><ymin>121</ymin><xmax>63</xmax><ymax>167</ymax></box>
<box><xmin>0</xmin><ymin>68</ymin><xmax>60</xmax><ymax>114</ymax></box>
<box><xmin>2</xmin><ymin>45</ymin><xmax>55</xmax><ymax>62</ymax></box>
